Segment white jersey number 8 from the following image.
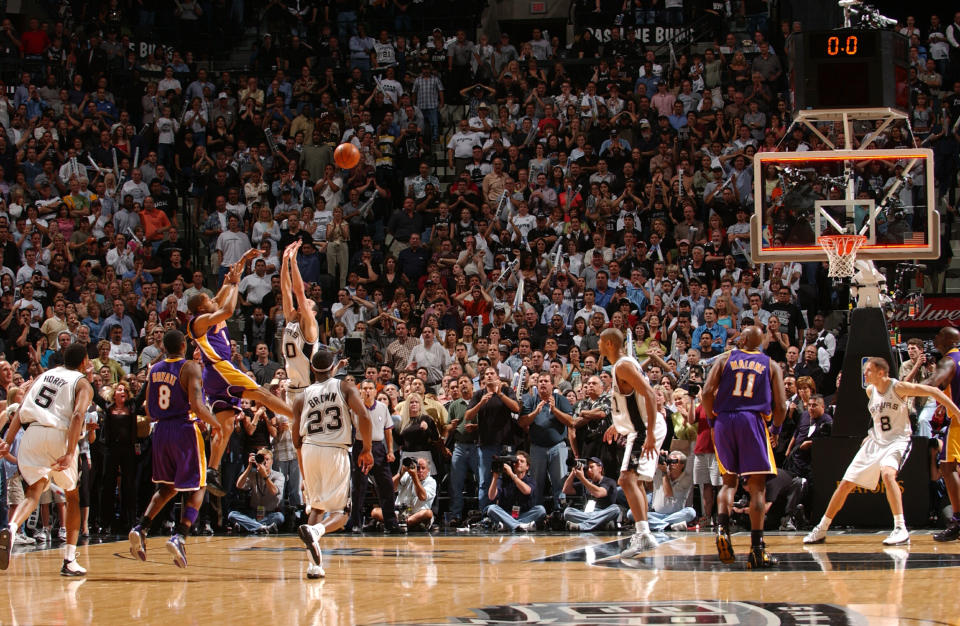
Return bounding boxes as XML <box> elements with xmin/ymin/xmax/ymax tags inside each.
<box><xmin>158</xmin><ymin>384</ymin><xmax>171</xmax><ymax>409</ymax></box>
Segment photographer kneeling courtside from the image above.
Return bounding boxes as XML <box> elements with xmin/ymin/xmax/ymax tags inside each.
<box><xmin>561</xmin><ymin>457</ymin><xmax>621</xmax><ymax>531</ymax></box>
<box><xmin>370</xmin><ymin>457</ymin><xmax>436</xmax><ymax>531</ymax></box>
<box><xmin>227</xmin><ymin>448</ymin><xmax>286</xmax><ymax>534</ymax></box>
<box><xmin>486</xmin><ymin>451</ymin><xmax>545</xmax><ymax>531</ymax></box>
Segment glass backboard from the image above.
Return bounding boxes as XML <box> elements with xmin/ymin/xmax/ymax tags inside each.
<box><xmin>751</xmin><ymin>148</ymin><xmax>938</xmax><ymax>262</ymax></box>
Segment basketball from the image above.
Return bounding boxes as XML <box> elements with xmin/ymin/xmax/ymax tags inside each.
<box><xmin>334</xmin><ymin>142</ymin><xmax>361</xmax><ymax>169</ymax></box>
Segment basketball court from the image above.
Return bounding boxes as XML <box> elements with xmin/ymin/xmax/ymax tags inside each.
<box><xmin>0</xmin><ymin>530</ymin><xmax>957</xmax><ymax>625</ymax></box>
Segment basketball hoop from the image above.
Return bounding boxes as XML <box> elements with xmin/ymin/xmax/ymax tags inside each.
<box><xmin>818</xmin><ymin>234</ymin><xmax>868</xmax><ymax>278</ymax></box>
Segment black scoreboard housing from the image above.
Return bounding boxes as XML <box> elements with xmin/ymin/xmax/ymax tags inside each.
<box><xmin>791</xmin><ymin>29</ymin><xmax>909</xmax><ymax>110</ymax></box>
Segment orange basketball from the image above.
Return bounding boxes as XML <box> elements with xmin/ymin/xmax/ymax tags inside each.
<box><xmin>334</xmin><ymin>142</ymin><xmax>361</xmax><ymax>169</ymax></box>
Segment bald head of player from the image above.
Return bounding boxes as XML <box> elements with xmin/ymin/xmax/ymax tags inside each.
<box><xmin>311</xmin><ymin>349</ymin><xmax>336</xmax><ymax>381</ymax></box>
<box><xmin>598</xmin><ymin>327</ymin><xmax>625</xmax><ymax>362</ymax></box>
<box><xmin>739</xmin><ymin>325</ymin><xmax>764</xmax><ymax>351</ymax></box>
<box><xmin>63</xmin><ymin>343</ymin><xmax>89</xmax><ymax>371</ymax></box>
<box><xmin>935</xmin><ymin>326</ymin><xmax>960</xmax><ymax>354</ymax></box>
<box><xmin>163</xmin><ymin>329</ymin><xmax>187</xmax><ymax>358</ymax></box>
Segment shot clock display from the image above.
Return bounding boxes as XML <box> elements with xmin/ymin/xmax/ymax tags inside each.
<box><xmin>792</xmin><ymin>29</ymin><xmax>908</xmax><ymax>110</ymax></box>
<box><xmin>808</xmin><ymin>31</ymin><xmax>877</xmax><ymax>58</ymax></box>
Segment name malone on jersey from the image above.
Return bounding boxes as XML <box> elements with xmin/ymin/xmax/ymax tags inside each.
<box><xmin>727</xmin><ymin>358</ymin><xmax>767</xmax><ymax>374</ymax></box>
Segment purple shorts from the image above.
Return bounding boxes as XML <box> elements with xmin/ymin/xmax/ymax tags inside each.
<box><xmin>152</xmin><ymin>419</ymin><xmax>207</xmax><ymax>491</ymax></box>
<box><xmin>202</xmin><ymin>360</ymin><xmax>260</xmax><ymax>414</ymax></box>
<box><xmin>713</xmin><ymin>410</ymin><xmax>776</xmax><ymax>476</ymax></box>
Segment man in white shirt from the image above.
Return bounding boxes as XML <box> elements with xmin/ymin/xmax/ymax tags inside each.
<box><xmin>314</xmin><ymin>164</ymin><xmax>342</xmax><ymax>209</ymax></box>
<box><xmin>447</xmin><ymin>119</ymin><xmax>483</xmax><ymax>173</ymax></box>
<box><xmin>107</xmin><ymin>324</ymin><xmax>137</xmax><ymax>374</ymax></box>
<box><xmin>574</xmin><ymin>289</ymin><xmax>609</xmax><ymax>326</ymax></box>
<box><xmin>15</xmin><ymin>248</ymin><xmax>48</xmax><ymax>286</ymax></box>
<box><xmin>120</xmin><ymin>168</ymin><xmax>149</xmax><ymax>204</ymax></box>
<box><xmin>216</xmin><ymin>214</ymin><xmax>252</xmax><ymax>283</ymax></box>
<box><xmin>239</xmin><ymin>258</ymin><xmax>273</xmax><ymax>311</ymax></box>
<box><xmin>407</xmin><ymin>326</ymin><xmax>451</xmax><ymax>387</ymax></box>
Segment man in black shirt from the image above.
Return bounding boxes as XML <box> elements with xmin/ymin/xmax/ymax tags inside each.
<box><xmin>464</xmin><ymin>366</ymin><xmax>522</xmax><ymax>508</ymax></box>
<box><xmin>486</xmin><ymin>451</ymin><xmax>544</xmax><ymax>531</ymax></box>
<box><xmin>765</xmin><ymin>286</ymin><xmax>805</xmax><ymax>345</ymax></box>
<box><xmin>561</xmin><ymin>456</ymin><xmax>619</xmax><ymax>531</ymax></box>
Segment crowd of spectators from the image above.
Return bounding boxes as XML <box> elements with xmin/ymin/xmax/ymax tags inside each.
<box><xmin>0</xmin><ymin>1</ymin><xmax>956</xmax><ymax>540</ymax></box>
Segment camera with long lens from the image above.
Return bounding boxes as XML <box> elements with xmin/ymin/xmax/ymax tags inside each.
<box><xmin>255</xmin><ymin>453</ymin><xmax>266</xmax><ymax>464</ymax></box>
<box><xmin>402</xmin><ymin>457</ymin><xmax>418</xmax><ymax>469</ymax></box>
<box><xmin>566</xmin><ymin>456</ymin><xmax>587</xmax><ymax>470</ymax></box>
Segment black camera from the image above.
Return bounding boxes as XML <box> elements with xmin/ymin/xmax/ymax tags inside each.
<box><xmin>402</xmin><ymin>457</ymin><xmax>418</xmax><ymax>469</ymax></box>
<box><xmin>923</xmin><ymin>340</ymin><xmax>941</xmax><ymax>364</ymax></box>
<box><xmin>254</xmin><ymin>453</ymin><xmax>266</xmax><ymax>465</ymax></box>
<box><xmin>492</xmin><ymin>447</ymin><xmax>518</xmax><ymax>473</ymax></box>
<box><xmin>659</xmin><ymin>452</ymin><xmax>677</xmax><ymax>466</ymax></box>
<box><xmin>566</xmin><ymin>456</ymin><xmax>587</xmax><ymax>470</ymax></box>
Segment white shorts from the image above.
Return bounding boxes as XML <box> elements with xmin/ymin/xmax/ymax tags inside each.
<box><xmin>842</xmin><ymin>436</ymin><xmax>910</xmax><ymax>490</ymax></box>
<box><xmin>620</xmin><ymin>412</ymin><xmax>669</xmax><ymax>482</ymax></box>
<box><xmin>301</xmin><ymin>444</ymin><xmax>351</xmax><ymax>513</ymax></box>
<box><xmin>693</xmin><ymin>452</ymin><xmax>722</xmax><ymax>487</ymax></box>
<box><xmin>18</xmin><ymin>425</ymin><xmax>79</xmax><ymax>492</ymax></box>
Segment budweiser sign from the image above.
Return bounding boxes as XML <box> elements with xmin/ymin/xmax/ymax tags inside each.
<box><xmin>892</xmin><ymin>297</ymin><xmax>960</xmax><ymax>328</ymax></box>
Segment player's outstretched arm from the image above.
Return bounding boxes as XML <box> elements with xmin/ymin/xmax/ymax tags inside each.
<box><xmin>290</xmin><ymin>242</ymin><xmax>319</xmax><ymax>344</ymax></box>
<box><xmin>895</xmin><ymin>380</ymin><xmax>960</xmax><ymax>420</ymax></box>
<box><xmin>54</xmin><ymin>378</ymin><xmax>94</xmax><ymax>470</ymax></box>
<box><xmin>290</xmin><ymin>394</ymin><xmax>305</xmax><ymax>450</ymax></box>
<box><xmin>769</xmin><ymin>360</ymin><xmax>787</xmax><ymax>428</ymax></box>
<box><xmin>923</xmin><ymin>355</ymin><xmax>956</xmax><ymax>390</ymax></box>
<box><xmin>701</xmin><ymin>353</ymin><xmax>729</xmax><ymax>420</ymax></box>
<box><xmin>194</xmin><ymin>252</ymin><xmax>259</xmax><ymax>335</ymax></box>
<box><xmin>281</xmin><ymin>241</ymin><xmax>297</xmax><ymax>324</ymax></box>
<box><xmin>343</xmin><ymin>379</ymin><xmax>373</xmax><ymax>473</ymax></box>
<box><xmin>213</xmin><ymin>248</ymin><xmax>260</xmax><ymax>308</ymax></box>
<box><xmin>183</xmin><ymin>361</ymin><xmax>219</xmax><ymax>434</ymax></box>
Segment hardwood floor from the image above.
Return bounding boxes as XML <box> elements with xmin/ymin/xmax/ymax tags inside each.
<box><xmin>0</xmin><ymin>530</ymin><xmax>957</xmax><ymax>625</ymax></box>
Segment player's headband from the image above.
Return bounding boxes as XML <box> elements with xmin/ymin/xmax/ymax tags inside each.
<box><xmin>312</xmin><ymin>343</ymin><xmax>336</xmax><ymax>372</ymax></box>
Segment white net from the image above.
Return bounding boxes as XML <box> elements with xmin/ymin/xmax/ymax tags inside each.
<box><xmin>818</xmin><ymin>235</ymin><xmax>867</xmax><ymax>278</ymax></box>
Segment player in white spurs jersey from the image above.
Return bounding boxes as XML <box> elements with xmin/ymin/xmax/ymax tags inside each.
<box><xmin>804</xmin><ymin>357</ymin><xmax>960</xmax><ymax>546</ymax></box>
<box><xmin>291</xmin><ymin>349</ymin><xmax>373</xmax><ymax>580</ymax></box>
<box><xmin>0</xmin><ymin>344</ymin><xmax>94</xmax><ymax>576</ymax></box>
<box><xmin>281</xmin><ymin>240</ymin><xmax>319</xmax><ymax>397</ymax></box>
<box><xmin>598</xmin><ymin>328</ymin><xmax>668</xmax><ymax>562</ymax></box>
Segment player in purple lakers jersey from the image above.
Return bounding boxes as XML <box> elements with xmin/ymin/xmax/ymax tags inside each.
<box><xmin>926</xmin><ymin>326</ymin><xmax>960</xmax><ymax>542</ymax></box>
<box><xmin>128</xmin><ymin>330</ymin><xmax>221</xmax><ymax>568</ymax></box>
<box><xmin>702</xmin><ymin>326</ymin><xmax>786</xmax><ymax>569</ymax></box>
<box><xmin>187</xmin><ymin>248</ymin><xmax>293</xmax><ymax>495</ymax></box>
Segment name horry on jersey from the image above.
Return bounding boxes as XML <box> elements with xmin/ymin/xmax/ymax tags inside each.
<box><xmin>41</xmin><ymin>374</ymin><xmax>72</xmax><ymax>390</ymax></box>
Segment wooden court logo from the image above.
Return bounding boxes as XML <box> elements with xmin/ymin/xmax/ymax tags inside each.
<box><xmin>411</xmin><ymin>601</ymin><xmax>867</xmax><ymax>625</ymax></box>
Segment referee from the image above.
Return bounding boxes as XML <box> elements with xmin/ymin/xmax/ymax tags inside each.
<box><xmin>350</xmin><ymin>379</ymin><xmax>402</xmax><ymax>534</ymax></box>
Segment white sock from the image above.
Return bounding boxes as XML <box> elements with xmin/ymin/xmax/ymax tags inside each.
<box><xmin>64</xmin><ymin>544</ymin><xmax>76</xmax><ymax>562</ymax></box>
<box><xmin>636</xmin><ymin>521</ymin><xmax>650</xmax><ymax>534</ymax></box>
<box><xmin>893</xmin><ymin>514</ymin><xmax>905</xmax><ymax>529</ymax></box>
<box><xmin>8</xmin><ymin>523</ymin><xmax>16</xmax><ymax>535</ymax></box>
<box><xmin>311</xmin><ymin>523</ymin><xmax>326</xmax><ymax>538</ymax></box>
<box><xmin>820</xmin><ymin>515</ymin><xmax>833</xmax><ymax>530</ymax></box>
